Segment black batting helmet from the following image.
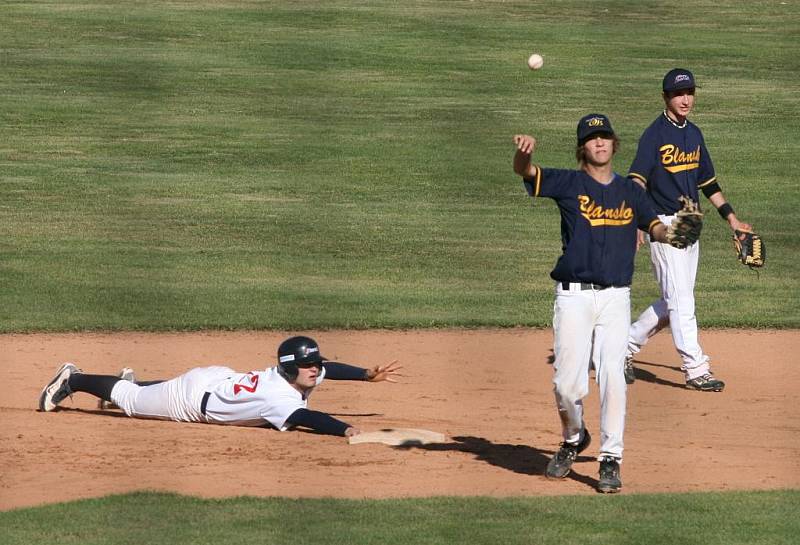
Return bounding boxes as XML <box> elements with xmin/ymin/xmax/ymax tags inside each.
<box><xmin>277</xmin><ymin>336</ymin><xmax>324</xmax><ymax>382</ymax></box>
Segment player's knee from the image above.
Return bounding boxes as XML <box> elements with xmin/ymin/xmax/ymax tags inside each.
<box><xmin>109</xmin><ymin>380</ymin><xmax>138</xmax><ymax>416</ymax></box>
<box><xmin>553</xmin><ymin>382</ymin><xmax>588</xmax><ymax>404</ymax></box>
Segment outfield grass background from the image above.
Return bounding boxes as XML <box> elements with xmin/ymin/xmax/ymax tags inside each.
<box><xmin>2</xmin><ymin>1</ymin><xmax>799</xmax><ymax>541</ymax></box>
<box><xmin>1</xmin><ymin>490</ymin><xmax>798</xmax><ymax>545</ymax></box>
<box><xmin>1</xmin><ymin>0</ymin><xmax>798</xmax><ymax>331</ymax></box>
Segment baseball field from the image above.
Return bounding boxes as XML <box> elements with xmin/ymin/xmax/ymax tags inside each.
<box><xmin>1</xmin><ymin>1</ymin><xmax>799</xmax><ymax>543</ymax></box>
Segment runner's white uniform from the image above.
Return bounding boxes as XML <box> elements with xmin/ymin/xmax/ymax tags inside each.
<box><xmin>111</xmin><ymin>366</ymin><xmax>326</xmax><ymax>430</ymax></box>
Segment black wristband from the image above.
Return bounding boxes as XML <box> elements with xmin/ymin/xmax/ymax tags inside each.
<box><xmin>717</xmin><ymin>203</ymin><xmax>734</xmax><ymax>220</ymax></box>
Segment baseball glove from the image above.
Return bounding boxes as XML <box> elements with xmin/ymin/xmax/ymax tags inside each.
<box><xmin>666</xmin><ymin>196</ymin><xmax>703</xmax><ymax>249</ymax></box>
<box><xmin>733</xmin><ymin>229</ymin><xmax>765</xmax><ymax>268</ymax></box>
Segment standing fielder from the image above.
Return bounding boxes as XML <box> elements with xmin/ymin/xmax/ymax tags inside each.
<box><xmin>39</xmin><ymin>336</ymin><xmax>402</xmax><ymax>437</ymax></box>
<box><xmin>513</xmin><ymin>114</ymin><xmax>700</xmax><ymax>493</ymax></box>
<box><xmin>624</xmin><ymin>69</ymin><xmax>752</xmax><ymax>390</ymax></box>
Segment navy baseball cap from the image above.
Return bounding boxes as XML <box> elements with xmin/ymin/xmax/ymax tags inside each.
<box><xmin>576</xmin><ymin>113</ymin><xmax>615</xmax><ymax>145</ymax></box>
<box><xmin>662</xmin><ymin>68</ymin><xmax>696</xmax><ymax>93</ymax></box>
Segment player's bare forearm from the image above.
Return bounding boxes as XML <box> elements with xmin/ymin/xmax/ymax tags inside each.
<box><xmin>513</xmin><ymin>134</ymin><xmax>537</xmax><ymax>178</ymax></box>
<box><xmin>635</xmin><ymin>229</ymin><xmax>647</xmax><ymax>252</ymax></box>
<box><xmin>650</xmin><ymin>223</ymin><xmax>669</xmax><ymax>244</ymax></box>
<box><xmin>707</xmin><ymin>191</ymin><xmax>752</xmax><ymax>232</ymax></box>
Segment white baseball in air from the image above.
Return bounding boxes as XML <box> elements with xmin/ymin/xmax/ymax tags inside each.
<box><xmin>527</xmin><ymin>53</ymin><xmax>544</xmax><ymax>70</ymax></box>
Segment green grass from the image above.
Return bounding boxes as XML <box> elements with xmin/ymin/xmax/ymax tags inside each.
<box><xmin>1</xmin><ymin>2</ymin><xmax>797</xmax><ymax>538</ymax></box>
<box><xmin>1</xmin><ymin>490</ymin><xmax>798</xmax><ymax>545</ymax></box>
<box><xmin>1</xmin><ymin>0</ymin><xmax>798</xmax><ymax>331</ymax></box>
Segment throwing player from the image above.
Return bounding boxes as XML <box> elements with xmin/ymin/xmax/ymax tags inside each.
<box><xmin>624</xmin><ymin>68</ymin><xmax>752</xmax><ymax>390</ymax></box>
<box><xmin>513</xmin><ymin>114</ymin><xmax>700</xmax><ymax>493</ymax></box>
<box><xmin>39</xmin><ymin>336</ymin><xmax>402</xmax><ymax>438</ymax></box>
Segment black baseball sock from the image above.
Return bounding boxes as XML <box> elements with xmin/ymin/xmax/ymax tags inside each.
<box><xmin>68</xmin><ymin>374</ymin><xmax>120</xmax><ymax>401</ymax></box>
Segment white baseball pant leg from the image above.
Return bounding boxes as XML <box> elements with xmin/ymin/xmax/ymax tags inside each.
<box><xmin>111</xmin><ymin>366</ymin><xmax>235</xmax><ymax>422</ymax></box>
<box><xmin>628</xmin><ymin>215</ymin><xmax>710</xmax><ymax>380</ymax></box>
<box><xmin>553</xmin><ymin>284</ymin><xmax>628</xmax><ymax>461</ymax></box>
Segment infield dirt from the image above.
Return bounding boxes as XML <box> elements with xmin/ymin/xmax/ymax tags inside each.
<box><xmin>1</xmin><ymin>329</ymin><xmax>798</xmax><ymax>510</ymax></box>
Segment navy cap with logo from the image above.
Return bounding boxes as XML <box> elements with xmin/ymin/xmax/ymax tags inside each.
<box><xmin>662</xmin><ymin>68</ymin><xmax>696</xmax><ymax>93</ymax></box>
<box><xmin>576</xmin><ymin>113</ymin><xmax>615</xmax><ymax>145</ymax></box>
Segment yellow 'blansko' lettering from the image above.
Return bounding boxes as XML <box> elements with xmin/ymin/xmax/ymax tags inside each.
<box><xmin>660</xmin><ymin>144</ymin><xmax>700</xmax><ymax>173</ymax></box>
<box><xmin>578</xmin><ymin>195</ymin><xmax>634</xmax><ymax>226</ymax></box>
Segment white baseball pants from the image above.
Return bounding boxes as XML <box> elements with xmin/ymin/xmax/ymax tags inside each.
<box><xmin>552</xmin><ymin>283</ymin><xmax>629</xmax><ymax>461</ymax></box>
<box><xmin>110</xmin><ymin>366</ymin><xmax>234</xmax><ymax>422</ymax></box>
<box><xmin>628</xmin><ymin>215</ymin><xmax>710</xmax><ymax>380</ymax></box>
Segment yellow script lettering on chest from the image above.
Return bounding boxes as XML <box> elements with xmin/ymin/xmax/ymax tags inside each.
<box><xmin>660</xmin><ymin>144</ymin><xmax>701</xmax><ymax>173</ymax></box>
<box><xmin>578</xmin><ymin>195</ymin><xmax>634</xmax><ymax>226</ymax></box>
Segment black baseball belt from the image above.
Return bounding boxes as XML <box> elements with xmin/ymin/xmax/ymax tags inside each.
<box><xmin>200</xmin><ymin>391</ymin><xmax>211</xmax><ymax>415</ymax></box>
<box><xmin>561</xmin><ymin>281</ymin><xmax>612</xmax><ymax>291</ymax></box>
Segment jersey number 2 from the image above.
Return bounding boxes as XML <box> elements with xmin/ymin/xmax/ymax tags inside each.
<box><xmin>233</xmin><ymin>373</ymin><xmax>259</xmax><ymax>395</ymax></box>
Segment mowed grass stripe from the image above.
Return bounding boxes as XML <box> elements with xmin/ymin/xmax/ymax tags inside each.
<box><xmin>1</xmin><ymin>1</ymin><xmax>798</xmax><ymax>331</ymax></box>
<box><xmin>1</xmin><ymin>490</ymin><xmax>798</xmax><ymax>545</ymax></box>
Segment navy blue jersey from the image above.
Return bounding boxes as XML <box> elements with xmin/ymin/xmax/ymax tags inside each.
<box><xmin>628</xmin><ymin>112</ymin><xmax>716</xmax><ymax>215</ymax></box>
<box><xmin>523</xmin><ymin>167</ymin><xmax>660</xmax><ymax>287</ymax></box>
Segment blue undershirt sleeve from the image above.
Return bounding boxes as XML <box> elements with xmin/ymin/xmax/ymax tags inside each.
<box><xmin>285</xmin><ymin>408</ymin><xmax>350</xmax><ymax>436</ymax></box>
<box><xmin>322</xmin><ymin>362</ymin><xmax>369</xmax><ymax>380</ymax></box>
